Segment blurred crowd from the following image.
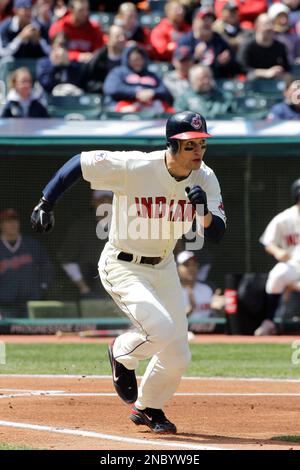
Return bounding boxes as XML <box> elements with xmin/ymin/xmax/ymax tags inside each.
<box><xmin>0</xmin><ymin>0</ymin><xmax>299</xmax><ymax>119</ymax></box>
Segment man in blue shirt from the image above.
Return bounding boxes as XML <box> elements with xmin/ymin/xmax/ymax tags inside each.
<box><xmin>0</xmin><ymin>208</ymin><xmax>53</xmax><ymax>318</ymax></box>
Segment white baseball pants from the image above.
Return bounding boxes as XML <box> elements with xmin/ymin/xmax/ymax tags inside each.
<box><xmin>266</xmin><ymin>261</ymin><xmax>300</xmax><ymax>294</ymax></box>
<box><xmin>98</xmin><ymin>242</ymin><xmax>191</xmax><ymax>409</ymax></box>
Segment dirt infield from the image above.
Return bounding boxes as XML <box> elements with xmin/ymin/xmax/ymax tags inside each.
<box><xmin>1</xmin><ymin>334</ymin><xmax>300</xmax><ymax>450</ymax></box>
<box><xmin>0</xmin><ymin>374</ymin><xmax>300</xmax><ymax>450</ymax></box>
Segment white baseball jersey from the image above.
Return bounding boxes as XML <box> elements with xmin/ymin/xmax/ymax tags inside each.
<box><xmin>81</xmin><ymin>149</ymin><xmax>226</xmax><ymax>258</ymax></box>
<box><xmin>260</xmin><ymin>205</ymin><xmax>300</xmax><ymax>263</ymax></box>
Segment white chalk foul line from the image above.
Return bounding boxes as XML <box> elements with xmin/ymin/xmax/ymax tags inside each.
<box><xmin>1</xmin><ymin>391</ymin><xmax>300</xmax><ymax>400</ymax></box>
<box><xmin>0</xmin><ymin>374</ymin><xmax>299</xmax><ymax>382</ymax></box>
<box><xmin>0</xmin><ymin>420</ymin><xmax>228</xmax><ymax>451</ymax></box>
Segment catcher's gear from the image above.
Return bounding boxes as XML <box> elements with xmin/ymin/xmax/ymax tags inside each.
<box><xmin>166</xmin><ymin>111</ymin><xmax>212</xmax><ymax>154</ymax></box>
<box><xmin>31</xmin><ymin>198</ymin><xmax>55</xmax><ymax>233</ymax></box>
<box><xmin>185</xmin><ymin>185</ymin><xmax>209</xmax><ymax>215</ymax></box>
<box><xmin>291</xmin><ymin>178</ymin><xmax>300</xmax><ymax>203</ymax></box>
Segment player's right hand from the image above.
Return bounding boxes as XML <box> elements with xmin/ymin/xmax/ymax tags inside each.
<box><xmin>31</xmin><ymin>198</ymin><xmax>55</xmax><ymax>233</ymax></box>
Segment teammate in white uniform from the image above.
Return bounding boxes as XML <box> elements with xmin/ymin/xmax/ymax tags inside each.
<box><xmin>255</xmin><ymin>179</ymin><xmax>300</xmax><ymax>336</ymax></box>
<box><xmin>31</xmin><ymin>111</ymin><xmax>226</xmax><ymax>434</ymax></box>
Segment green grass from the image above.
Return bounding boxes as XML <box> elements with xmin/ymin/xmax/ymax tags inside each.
<box><xmin>0</xmin><ymin>443</ymin><xmax>36</xmax><ymax>450</ymax></box>
<box><xmin>0</xmin><ymin>343</ymin><xmax>299</xmax><ymax>378</ymax></box>
<box><xmin>271</xmin><ymin>436</ymin><xmax>300</xmax><ymax>443</ymax></box>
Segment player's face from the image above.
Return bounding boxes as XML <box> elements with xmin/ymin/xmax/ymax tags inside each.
<box><xmin>177</xmin><ymin>138</ymin><xmax>207</xmax><ymax>171</ymax></box>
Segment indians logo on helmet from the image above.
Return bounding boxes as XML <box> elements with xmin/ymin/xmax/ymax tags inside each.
<box><xmin>191</xmin><ymin>115</ymin><xmax>202</xmax><ymax>129</ymax></box>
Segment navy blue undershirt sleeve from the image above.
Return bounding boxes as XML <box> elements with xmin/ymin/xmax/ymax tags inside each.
<box><xmin>42</xmin><ymin>154</ymin><xmax>82</xmax><ymax>205</ymax></box>
<box><xmin>204</xmin><ymin>215</ymin><xmax>226</xmax><ymax>243</ymax></box>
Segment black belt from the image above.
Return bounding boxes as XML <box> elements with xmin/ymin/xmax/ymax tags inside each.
<box><xmin>117</xmin><ymin>251</ymin><xmax>162</xmax><ymax>265</ymax></box>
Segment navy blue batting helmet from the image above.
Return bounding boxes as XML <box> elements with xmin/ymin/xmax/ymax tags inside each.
<box><xmin>166</xmin><ymin>111</ymin><xmax>212</xmax><ymax>153</ymax></box>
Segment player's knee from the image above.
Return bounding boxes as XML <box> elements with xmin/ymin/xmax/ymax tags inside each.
<box><xmin>148</xmin><ymin>319</ymin><xmax>176</xmax><ymax>345</ymax></box>
<box><xmin>164</xmin><ymin>347</ymin><xmax>191</xmax><ymax>375</ymax></box>
<box><xmin>266</xmin><ymin>275</ymin><xmax>286</xmax><ymax>294</ymax></box>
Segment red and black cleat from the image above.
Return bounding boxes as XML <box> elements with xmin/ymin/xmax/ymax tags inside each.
<box><xmin>130</xmin><ymin>406</ymin><xmax>177</xmax><ymax>434</ymax></box>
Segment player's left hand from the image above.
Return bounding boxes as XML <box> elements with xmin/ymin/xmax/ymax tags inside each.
<box><xmin>185</xmin><ymin>186</ymin><xmax>209</xmax><ymax>215</ymax></box>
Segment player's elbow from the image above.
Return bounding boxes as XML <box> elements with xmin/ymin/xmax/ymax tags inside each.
<box><xmin>204</xmin><ymin>215</ymin><xmax>226</xmax><ymax>243</ymax></box>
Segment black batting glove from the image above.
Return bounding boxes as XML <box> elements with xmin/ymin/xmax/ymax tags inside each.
<box><xmin>31</xmin><ymin>198</ymin><xmax>55</xmax><ymax>233</ymax></box>
<box><xmin>185</xmin><ymin>186</ymin><xmax>209</xmax><ymax>216</ymax></box>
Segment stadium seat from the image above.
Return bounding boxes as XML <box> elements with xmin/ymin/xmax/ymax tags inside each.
<box><xmin>232</xmin><ymin>95</ymin><xmax>269</xmax><ymax>119</ymax></box>
<box><xmin>46</xmin><ymin>93</ymin><xmax>102</xmax><ymax>119</ymax></box>
<box><xmin>90</xmin><ymin>12</ymin><xmax>115</xmax><ymax>32</ymax></box>
<box><xmin>27</xmin><ymin>301</ymin><xmax>79</xmax><ymax>319</ymax></box>
<box><xmin>244</xmin><ymin>79</ymin><xmax>285</xmax><ymax>99</ymax></box>
<box><xmin>216</xmin><ymin>79</ymin><xmax>246</xmax><ymax>98</ymax></box>
<box><xmin>139</xmin><ymin>12</ymin><xmax>163</xmax><ymax>27</ymax></box>
<box><xmin>291</xmin><ymin>64</ymin><xmax>300</xmax><ymax>76</ymax></box>
<box><xmin>148</xmin><ymin>61</ymin><xmax>173</xmax><ymax>78</ymax></box>
<box><xmin>79</xmin><ymin>299</ymin><xmax>122</xmax><ymax>318</ymax></box>
<box><xmin>148</xmin><ymin>0</ymin><xmax>166</xmax><ymax>11</ymax></box>
<box><xmin>101</xmin><ymin>110</ymin><xmax>172</xmax><ymax>120</ymax></box>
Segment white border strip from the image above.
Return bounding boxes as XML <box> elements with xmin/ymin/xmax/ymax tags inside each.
<box><xmin>1</xmin><ymin>374</ymin><xmax>300</xmax><ymax>383</ymax></box>
<box><xmin>0</xmin><ymin>420</ymin><xmax>229</xmax><ymax>451</ymax></box>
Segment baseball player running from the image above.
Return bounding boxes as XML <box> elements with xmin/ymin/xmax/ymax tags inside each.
<box><xmin>31</xmin><ymin>111</ymin><xmax>226</xmax><ymax>434</ymax></box>
<box><xmin>255</xmin><ymin>179</ymin><xmax>300</xmax><ymax>336</ymax></box>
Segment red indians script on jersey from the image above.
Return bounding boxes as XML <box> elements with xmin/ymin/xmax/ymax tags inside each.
<box><xmin>135</xmin><ymin>197</ymin><xmax>196</xmax><ymax>221</ymax></box>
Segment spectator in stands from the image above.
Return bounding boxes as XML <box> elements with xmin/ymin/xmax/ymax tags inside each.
<box><xmin>103</xmin><ymin>44</ymin><xmax>173</xmax><ymax>113</ymax></box>
<box><xmin>0</xmin><ymin>0</ymin><xmax>13</xmax><ymax>22</ymax></box>
<box><xmin>163</xmin><ymin>44</ymin><xmax>194</xmax><ymax>101</ymax></box>
<box><xmin>268</xmin><ymin>76</ymin><xmax>300</xmax><ymax>120</ymax></box>
<box><xmin>239</xmin><ymin>13</ymin><xmax>291</xmax><ymax>79</ymax></box>
<box><xmin>49</xmin><ymin>0</ymin><xmax>104</xmax><ymax>63</ymax></box>
<box><xmin>33</xmin><ymin>0</ymin><xmax>53</xmax><ymax>38</ymax></box>
<box><xmin>174</xmin><ymin>64</ymin><xmax>233</xmax><ymax>118</ymax></box>
<box><xmin>114</xmin><ymin>2</ymin><xmax>154</xmax><ymax>58</ymax></box>
<box><xmin>150</xmin><ymin>0</ymin><xmax>191</xmax><ymax>62</ymax></box>
<box><xmin>82</xmin><ymin>23</ymin><xmax>126</xmax><ymax>93</ymax></box>
<box><xmin>213</xmin><ymin>1</ymin><xmax>251</xmax><ymax>54</ymax></box>
<box><xmin>36</xmin><ymin>32</ymin><xmax>85</xmax><ymax>94</ymax></box>
<box><xmin>1</xmin><ymin>66</ymin><xmax>49</xmax><ymax>116</ymax></box>
<box><xmin>282</xmin><ymin>0</ymin><xmax>300</xmax><ymax>32</ymax></box>
<box><xmin>59</xmin><ymin>190</ymin><xmax>113</xmax><ymax>299</ymax></box>
<box><xmin>178</xmin><ymin>6</ymin><xmax>239</xmax><ymax>78</ymax></box>
<box><xmin>53</xmin><ymin>0</ymin><xmax>67</xmax><ymax>19</ymax></box>
<box><xmin>214</xmin><ymin>0</ymin><xmax>268</xmax><ymax>30</ymax></box>
<box><xmin>268</xmin><ymin>3</ymin><xmax>300</xmax><ymax>65</ymax></box>
<box><xmin>177</xmin><ymin>251</ymin><xmax>224</xmax><ymax>335</ymax></box>
<box><xmin>0</xmin><ymin>0</ymin><xmax>50</xmax><ymax>58</ymax></box>
<box><xmin>0</xmin><ymin>208</ymin><xmax>53</xmax><ymax>318</ymax></box>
